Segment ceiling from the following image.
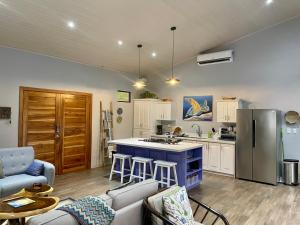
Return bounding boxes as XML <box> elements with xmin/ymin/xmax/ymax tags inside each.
<box><xmin>1</xmin><ymin>0</ymin><xmax>300</xmax><ymax>77</ymax></box>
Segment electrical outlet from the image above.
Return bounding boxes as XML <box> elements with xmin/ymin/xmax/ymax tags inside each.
<box><xmin>293</xmin><ymin>128</ymin><xmax>297</xmax><ymax>134</ymax></box>
<box><xmin>287</xmin><ymin>128</ymin><xmax>291</xmax><ymax>134</ymax></box>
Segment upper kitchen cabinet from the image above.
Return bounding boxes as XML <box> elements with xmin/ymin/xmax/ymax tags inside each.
<box><xmin>155</xmin><ymin>101</ymin><xmax>172</xmax><ymax>120</ymax></box>
<box><xmin>133</xmin><ymin>99</ymin><xmax>157</xmax><ymax>130</ymax></box>
<box><xmin>217</xmin><ymin>100</ymin><xmax>243</xmax><ymax>123</ymax></box>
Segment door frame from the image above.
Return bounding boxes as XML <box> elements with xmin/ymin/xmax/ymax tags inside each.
<box><xmin>18</xmin><ymin>86</ymin><xmax>92</xmax><ymax>170</ymax></box>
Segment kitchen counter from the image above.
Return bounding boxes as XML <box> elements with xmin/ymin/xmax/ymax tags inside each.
<box><xmin>109</xmin><ymin>138</ymin><xmax>203</xmax><ymax>152</ymax></box>
<box><xmin>151</xmin><ymin>135</ymin><xmax>236</xmax><ymax>145</ymax></box>
<box><xmin>110</xmin><ymin>138</ymin><xmax>203</xmax><ymax>190</ymax></box>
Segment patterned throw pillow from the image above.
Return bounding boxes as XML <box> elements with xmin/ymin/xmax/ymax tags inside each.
<box><xmin>25</xmin><ymin>161</ymin><xmax>44</xmax><ymax>176</ymax></box>
<box><xmin>162</xmin><ymin>186</ymin><xmax>194</xmax><ymax>225</ymax></box>
<box><xmin>0</xmin><ymin>160</ymin><xmax>4</xmax><ymax>178</ymax></box>
<box><xmin>58</xmin><ymin>196</ymin><xmax>116</xmax><ymax>225</ymax></box>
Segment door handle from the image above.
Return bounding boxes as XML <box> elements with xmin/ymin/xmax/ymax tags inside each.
<box><xmin>55</xmin><ymin>125</ymin><xmax>61</xmax><ymax>139</ymax></box>
<box><xmin>252</xmin><ymin>120</ymin><xmax>256</xmax><ymax>148</ymax></box>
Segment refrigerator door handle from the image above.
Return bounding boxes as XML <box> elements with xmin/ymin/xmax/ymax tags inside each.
<box><xmin>252</xmin><ymin>120</ymin><xmax>256</xmax><ymax>148</ymax></box>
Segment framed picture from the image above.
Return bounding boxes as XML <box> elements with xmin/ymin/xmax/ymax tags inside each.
<box><xmin>183</xmin><ymin>96</ymin><xmax>213</xmax><ymax>121</ymax></box>
<box><xmin>117</xmin><ymin>90</ymin><xmax>131</xmax><ymax>103</ymax></box>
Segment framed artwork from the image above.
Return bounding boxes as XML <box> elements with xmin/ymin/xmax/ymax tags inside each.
<box><xmin>117</xmin><ymin>90</ymin><xmax>131</xmax><ymax>103</ymax></box>
<box><xmin>183</xmin><ymin>96</ymin><xmax>213</xmax><ymax>121</ymax></box>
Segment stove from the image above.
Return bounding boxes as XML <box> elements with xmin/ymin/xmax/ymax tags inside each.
<box><xmin>141</xmin><ymin>137</ymin><xmax>182</xmax><ymax>145</ymax></box>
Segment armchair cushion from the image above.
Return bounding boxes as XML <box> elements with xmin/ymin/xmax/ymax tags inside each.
<box><xmin>34</xmin><ymin>159</ymin><xmax>55</xmax><ymax>185</ymax></box>
<box><xmin>107</xmin><ymin>179</ymin><xmax>158</xmax><ymax>210</ymax></box>
<box><xmin>25</xmin><ymin>161</ymin><xmax>44</xmax><ymax>176</ymax></box>
<box><xmin>162</xmin><ymin>186</ymin><xmax>194</xmax><ymax>225</ymax></box>
<box><xmin>0</xmin><ymin>174</ymin><xmax>47</xmax><ymax>197</ymax></box>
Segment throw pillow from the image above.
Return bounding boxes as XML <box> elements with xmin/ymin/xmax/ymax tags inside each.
<box><xmin>162</xmin><ymin>186</ymin><xmax>194</xmax><ymax>225</ymax></box>
<box><xmin>25</xmin><ymin>161</ymin><xmax>44</xmax><ymax>176</ymax></box>
<box><xmin>0</xmin><ymin>160</ymin><xmax>4</xmax><ymax>178</ymax></box>
<box><xmin>58</xmin><ymin>196</ymin><xmax>116</xmax><ymax>225</ymax></box>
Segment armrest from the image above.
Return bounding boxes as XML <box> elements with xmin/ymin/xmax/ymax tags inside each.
<box><xmin>111</xmin><ymin>200</ymin><xmax>143</xmax><ymax>225</ymax></box>
<box><xmin>34</xmin><ymin>159</ymin><xmax>55</xmax><ymax>185</ymax></box>
<box><xmin>188</xmin><ymin>196</ymin><xmax>230</xmax><ymax>225</ymax></box>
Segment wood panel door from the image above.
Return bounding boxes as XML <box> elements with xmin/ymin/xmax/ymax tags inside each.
<box><xmin>61</xmin><ymin>94</ymin><xmax>91</xmax><ymax>174</ymax></box>
<box><xmin>19</xmin><ymin>90</ymin><xmax>60</xmax><ymax>166</ymax></box>
<box><xmin>19</xmin><ymin>87</ymin><xmax>92</xmax><ymax>174</ymax></box>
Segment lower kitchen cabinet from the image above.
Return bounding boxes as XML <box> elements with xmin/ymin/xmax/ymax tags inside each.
<box><xmin>204</xmin><ymin>142</ymin><xmax>235</xmax><ymax>176</ymax></box>
<box><xmin>199</xmin><ymin>142</ymin><xmax>209</xmax><ymax>170</ymax></box>
<box><xmin>208</xmin><ymin>143</ymin><xmax>221</xmax><ymax>172</ymax></box>
<box><xmin>220</xmin><ymin>144</ymin><xmax>235</xmax><ymax>175</ymax></box>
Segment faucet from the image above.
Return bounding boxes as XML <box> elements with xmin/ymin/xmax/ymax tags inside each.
<box><xmin>192</xmin><ymin>124</ymin><xmax>202</xmax><ymax>137</ymax></box>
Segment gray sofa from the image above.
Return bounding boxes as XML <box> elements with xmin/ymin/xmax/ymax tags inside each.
<box><xmin>27</xmin><ymin>179</ymin><xmax>159</xmax><ymax>225</ymax></box>
<box><xmin>0</xmin><ymin>147</ymin><xmax>55</xmax><ymax>198</ymax></box>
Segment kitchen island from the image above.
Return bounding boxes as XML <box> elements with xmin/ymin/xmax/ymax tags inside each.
<box><xmin>109</xmin><ymin>138</ymin><xmax>203</xmax><ymax>190</ymax></box>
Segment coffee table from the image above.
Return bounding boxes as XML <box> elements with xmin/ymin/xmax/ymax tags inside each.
<box><xmin>0</xmin><ymin>192</ymin><xmax>59</xmax><ymax>225</ymax></box>
<box><xmin>0</xmin><ymin>196</ymin><xmax>59</xmax><ymax>225</ymax></box>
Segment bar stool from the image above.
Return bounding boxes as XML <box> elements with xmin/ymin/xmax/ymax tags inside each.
<box><xmin>130</xmin><ymin>157</ymin><xmax>153</xmax><ymax>182</ymax></box>
<box><xmin>109</xmin><ymin>153</ymin><xmax>132</xmax><ymax>184</ymax></box>
<box><xmin>153</xmin><ymin>160</ymin><xmax>178</xmax><ymax>187</ymax></box>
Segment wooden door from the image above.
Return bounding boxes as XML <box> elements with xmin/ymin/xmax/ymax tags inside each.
<box><xmin>19</xmin><ymin>90</ymin><xmax>60</xmax><ymax>166</ymax></box>
<box><xmin>61</xmin><ymin>94</ymin><xmax>91</xmax><ymax>174</ymax></box>
<box><xmin>19</xmin><ymin>87</ymin><xmax>92</xmax><ymax>174</ymax></box>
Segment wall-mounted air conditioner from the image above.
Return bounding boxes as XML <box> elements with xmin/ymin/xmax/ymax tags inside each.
<box><xmin>197</xmin><ymin>50</ymin><xmax>233</xmax><ymax>66</ymax></box>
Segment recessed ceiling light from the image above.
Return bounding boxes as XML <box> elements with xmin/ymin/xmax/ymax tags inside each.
<box><xmin>117</xmin><ymin>40</ymin><xmax>123</xmax><ymax>46</ymax></box>
<box><xmin>151</xmin><ymin>52</ymin><xmax>157</xmax><ymax>57</ymax></box>
<box><xmin>67</xmin><ymin>21</ymin><xmax>76</xmax><ymax>29</ymax></box>
<box><xmin>266</xmin><ymin>0</ymin><xmax>273</xmax><ymax>5</ymax></box>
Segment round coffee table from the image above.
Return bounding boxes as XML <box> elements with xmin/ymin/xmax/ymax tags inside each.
<box><xmin>9</xmin><ymin>185</ymin><xmax>54</xmax><ymax>198</ymax></box>
<box><xmin>0</xmin><ymin>196</ymin><xmax>59</xmax><ymax>225</ymax></box>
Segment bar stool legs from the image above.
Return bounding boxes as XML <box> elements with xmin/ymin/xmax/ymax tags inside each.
<box><xmin>130</xmin><ymin>157</ymin><xmax>153</xmax><ymax>183</ymax></box>
<box><xmin>153</xmin><ymin>160</ymin><xmax>178</xmax><ymax>188</ymax></box>
<box><xmin>109</xmin><ymin>153</ymin><xmax>132</xmax><ymax>184</ymax></box>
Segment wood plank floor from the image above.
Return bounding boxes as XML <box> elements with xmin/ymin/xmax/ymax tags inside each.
<box><xmin>53</xmin><ymin>167</ymin><xmax>300</xmax><ymax>225</ymax></box>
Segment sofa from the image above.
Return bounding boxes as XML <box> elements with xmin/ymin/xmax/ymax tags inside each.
<box><xmin>0</xmin><ymin>147</ymin><xmax>55</xmax><ymax>198</ymax></box>
<box><xmin>27</xmin><ymin>179</ymin><xmax>159</xmax><ymax>225</ymax></box>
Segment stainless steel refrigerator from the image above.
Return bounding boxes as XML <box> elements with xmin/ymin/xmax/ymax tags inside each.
<box><xmin>236</xmin><ymin>109</ymin><xmax>282</xmax><ymax>185</ymax></box>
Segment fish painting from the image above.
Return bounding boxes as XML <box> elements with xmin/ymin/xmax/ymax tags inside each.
<box><xmin>183</xmin><ymin>96</ymin><xmax>213</xmax><ymax>121</ymax></box>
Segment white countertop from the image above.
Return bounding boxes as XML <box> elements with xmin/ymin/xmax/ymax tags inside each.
<box><xmin>151</xmin><ymin>135</ymin><xmax>236</xmax><ymax>145</ymax></box>
<box><xmin>109</xmin><ymin>138</ymin><xmax>203</xmax><ymax>152</ymax></box>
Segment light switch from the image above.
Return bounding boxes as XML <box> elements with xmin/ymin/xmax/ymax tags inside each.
<box><xmin>293</xmin><ymin>128</ymin><xmax>297</xmax><ymax>134</ymax></box>
<box><xmin>287</xmin><ymin>128</ymin><xmax>291</xmax><ymax>134</ymax></box>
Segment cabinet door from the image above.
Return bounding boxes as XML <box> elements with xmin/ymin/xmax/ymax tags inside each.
<box><xmin>155</xmin><ymin>103</ymin><xmax>163</xmax><ymax>120</ymax></box>
<box><xmin>227</xmin><ymin>102</ymin><xmax>239</xmax><ymax>123</ymax></box>
<box><xmin>162</xmin><ymin>103</ymin><xmax>172</xmax><ymax>120</ymax></box>
<box><xmin>217</xmin><ymin>101</ymin><xmax>228</xmax><ymax>122</ymax></box>
<box><xmin>141</xmin><ymin>102</ymin><xmax>151</xmax><ymax>129</ymax></box>
<box><xmin>208</xmin><ymin>143</ymin><xmax>221</xmax><ymax>172</ymax></box>
<box><xmin>220</xmin><ymin>144</ymin><xmax>235</xmax><ymax>175</ymax></box>
<box><xmin>199</xmin><ymin>142</ymin><xmax>209</xmax><ymax>170</ymax></box>
<box><xmin>134</xmin><ymin>101</ymin><xmax>142</xmax><ymax>128</ymax></box>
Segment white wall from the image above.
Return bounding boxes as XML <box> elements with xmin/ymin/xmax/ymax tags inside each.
<box><xmin>150</xmin><ymin>17</ymin><xmax>300</xmax><ymax>163</ymax></box>
<box><xmin>0</xmin><ymin>47</ymin><xmax>136</xmax><ymax>168</ymax></box>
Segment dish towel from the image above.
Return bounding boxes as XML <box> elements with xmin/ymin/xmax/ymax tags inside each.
<box><xmin>58</xmin><ymin>196</ymin><xmax>115</xmax><ymax>225</ymax></box>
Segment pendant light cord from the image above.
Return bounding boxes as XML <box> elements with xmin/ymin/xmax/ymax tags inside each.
<box><xmin>138</xmin><ymin>44</ymin><xmax>142</xmax><ymax>79</ymax></box>
<box><xmin>171</xmin><ymin>27</ymin><xmax>176</xmax><ymax>79</ymax></box>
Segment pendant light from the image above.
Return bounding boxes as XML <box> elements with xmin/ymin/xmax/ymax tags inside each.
<box><xmin>166</xmin><ymin>26</ymin><xmax>180</xmax><ymax>86</ymax></box>
<box><xmin>133</xmin><ymin>44</ymin><xmax>146</xmax><ymax>89</ymax></box>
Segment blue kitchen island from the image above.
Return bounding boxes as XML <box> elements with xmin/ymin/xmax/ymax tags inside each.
<box><xmin>110</xmin><ymin>138</ymin><xmax>203</xmax><ymax>190</ymax></box>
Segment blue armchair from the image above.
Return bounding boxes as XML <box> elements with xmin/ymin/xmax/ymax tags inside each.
<box><xmin>0</xmin><ymin>147</ymin><xmax>55</xmax><ymax>198</ymax></box>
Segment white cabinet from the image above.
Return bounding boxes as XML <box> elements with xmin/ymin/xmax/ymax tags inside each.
<box><xmin>216</xmin><ymin>100</ymin><xmax>240</xmax><ymax>123</ymax></box>
<box><xmin>155</xmin><ymin>102</ymin><xmax>172</xmax><ymax>120</ymax></box>
<box><xmin>220</xmin><ymin>144</ymin><xmax>235</xmax><ymax>175</ymax></box>
<box><xmin>198</xmin><ymin>141</ymin><xmax>235</xmax><ymax>176</ymax></box>
<box><xmin>133</xmin><ymin>129</ymin><xmax>152</xmax><ymax>138</ymax></box>
<box><xmin>208</xmin><ymin>143</ymin><xmax>221</xmax><ymax>172</ymax></box>
<box><xmin>133</xmin><ymin>99</ymin><xmax>156</xmax><ymax>130</ymax></box>
<box><xmin>199</xmin><ymin>142</ymin><xmax>209</xmax><ymax>170</ymax></box>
